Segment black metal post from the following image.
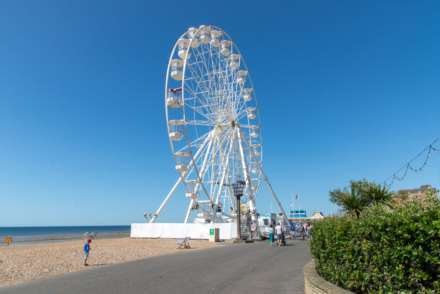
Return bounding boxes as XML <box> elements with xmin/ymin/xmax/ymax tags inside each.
<box><xmin>236</xmin><ymin>194</ymin><xmax>241</xmax><ymax>241</ymax></box>
<box><xmin>232</xmin><ymin>180</ymin><xmax>245</xmax><ymax>241</ymax></box>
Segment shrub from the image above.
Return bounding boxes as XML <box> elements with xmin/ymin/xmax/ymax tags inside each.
<box><xmin>311</xmin><ymin>199</ymin><xmax>440</xmax><ymax>293</ymax></box>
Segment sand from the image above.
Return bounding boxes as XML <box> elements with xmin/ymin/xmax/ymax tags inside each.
<box><xmin>0</xmin><ymin>238</ymin><xmax>218</xmax><ymax>288</ymax></box>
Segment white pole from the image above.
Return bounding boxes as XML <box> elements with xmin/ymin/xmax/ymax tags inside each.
<box><xmin>258</xmin><ymin>165</ymin><xmax>290</xmax><ymax>227</ymax></box>
<box><xmin>193</xmin><ymin>136</ymin><xmax>214</xmax><ymax>200</ymax></box>
<box><xmin>150</xmin><ymin>176</ymin><xmax>184</xmax><ymax>223</ymax></box>
<box><xmin>183</xmin><ymin>199</ymin><xmax>194</xmax><ymax>224</ymax></box>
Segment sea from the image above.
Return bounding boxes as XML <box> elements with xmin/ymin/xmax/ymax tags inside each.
<box><xmin>0</xmin><ymin>226</ymin><xmax>131</xmax><ymax>243</ymax></box>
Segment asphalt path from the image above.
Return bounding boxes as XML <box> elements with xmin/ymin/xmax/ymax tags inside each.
<box><xmin>1</xmin><ymin>240</ymin><xmax>311</xmax><ymax>294</ymax></box>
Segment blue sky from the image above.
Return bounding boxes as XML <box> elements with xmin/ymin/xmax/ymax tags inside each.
<box><xmin>1</xmin><ymin>1</ymin><xmax>439</xmax><ymax>226</ymax></box>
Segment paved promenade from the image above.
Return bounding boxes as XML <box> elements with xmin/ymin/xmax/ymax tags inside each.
<box><xmin>0</xmin><ymin>240</ymin><xmax>310</xmax><ymax>294</ymax></box>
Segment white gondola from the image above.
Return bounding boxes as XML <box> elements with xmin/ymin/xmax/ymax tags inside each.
<box><xmin>177</xmin><ymin>39</ymin><xmax>190</xmax><ymax>59</ymax></box>
<box><xmin>175</xmin><ymin>151</ymin><xmax>192</xmax><ymax>157</ymax></box>
<box><xmin>187</xmin><ymin>27</ymin><xmax>197</xmax><ymax>37</ymax></box>
<box><xmin>247</xmin><ymin>113</ymin><xmax>256</xmax><ymax>120</ymax></box>
<box><xmin>199</xmin><ymin>26</ymin><xmax>211</xmax><ymax>44</ymax></box>
<box><xmin>253</xmin><ymin>151</ymin><xmax>261</xmax><ymax>157</ymax></box>
<box><xmin>221</xmin><ymin>40</ymin><xmax>232</xmax><ymax>57</ymax></box>
<box><xmin>171</xmin><ymin>70</ymin><xmax>183</xmax><ymax>81</ymax></box>
<box><xmin>175</xmin><ymin>164</ymin><xmax>187</xmax><ymax>173</ymax></box>
<box><xmin>210</xmin><ymin>29</ymin><xmax>223</xmax><ymax>38</ymax></box>
<box><xmin>230</xmin><ymin>53</ymin><xmax>240</xmax><ymax>62</ymax></box>
<box><xmin>237</xmin><ymin>70</ymin><xmax>247</xmax><ymax>86</ymax></box>
<box><xmin>210</xmin><ymin>38</ymin><xmax>220</xmax><ymax>47</ymax></box>
<box><xmin>166</xmin><ymin>96</ymin><xmax>182</xmax><ymax>108</ymax></box>
<box><xmin>221</xmin><ymin>40</ymin><xmax>232</xmax><ymax>47</ymax></box>
<box><xmin>246</xmin><ymin>106</ymin><xmax>256</xmax><ymax>113</ymax></box>
<box><xmin>237</xmin><ymin>70</ymin><xmax>247</xmax><ymax>77</ymax></box>
<box><xmin>220</xmin><ymin>47</ymin><xmax>230</xmax><ymax>57</ymax></box>
<box><xmin>169</xmin><ymin>131</ymin><xmax>183</xmax><ymax>141</ymax></box>
<box><xmin>251</xmin><ymin>143</ymin><xmax>261</xmax><ymax>147</ymax></box>
<box><xmin>243</xmin><ymin>88</ymin><xmax>253</xmax><ymax>102</ymax></box>
<box><xmin>237</xmin><ymin>70</ymin><xmax>247</xmax><ymax>84</ymax></box>
<box><xmin>168</xmin><ymin>119</ymin><xmax>186</xmax><ymax>126</ymax></box>
<box><xmin>177</xmin><ymin>38</ymin><xmax>190</xmax><ymax>48</ymax></box>
<box><xmin>170</xmin><ymin>59</ymin><xmax>183</xmax><ymax>81</ymax></box>
<box><xmin>185</xmin><ymin>192</ymin><xmax>197</xmax><ymax>200</ymax></box>
<box><xmin>229</xmin><ymin>54</ymin><xmax>240</xmax><ymax>70</ymax></box>
<box><xmin>249</xmin><ymin>125</ymin><xmax>259</xmax><ymax>130</ymax></box>
<box><xmin>210</xmin><ymin>30</ymin><xmax>222</xmax><ymax>47</ymax></box>
<box><xmin>230</xmin><ymin>63</ymin><xmax>239</xmax><ymax>70</ymax></box>
<box><xmin>178</xmin><ymin>49</ymin><xmax>189</xmax><ymax>59</ymax></box>
<box><xmin>250</xmin><ymin>131</ymin><xmax>259</xmax><ymax>138</ymax></box>
<box><xmin>187</xmin><ymin>27</ymin><xmax>200</xmax><ymax>48</ymax></box>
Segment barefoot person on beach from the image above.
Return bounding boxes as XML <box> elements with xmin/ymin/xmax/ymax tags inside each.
<box><xmin>83</xmin><ymin>239</ymin><xmax>92</xmax><ymax>266</ymax></box>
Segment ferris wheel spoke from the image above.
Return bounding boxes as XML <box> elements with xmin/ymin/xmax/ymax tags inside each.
<box><xmin>174</xmin><ymin>131</ymin><xmax>210</xmax><ymax>154</ymax></box>
<box><xmin>184</xmin><ymin>74</ymin><xmax>213</xmax><ymax>113</ymax></box>
<box><xmin>185</xmin><ymin>60</ymin><xmax>214</xmax><ymax>104</ymax></box>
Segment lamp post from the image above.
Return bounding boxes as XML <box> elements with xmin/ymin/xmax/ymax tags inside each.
<box><xmin>232</xmin><ymin>180</ymin><xmax>246</xmax><ymax>241</ymax></box>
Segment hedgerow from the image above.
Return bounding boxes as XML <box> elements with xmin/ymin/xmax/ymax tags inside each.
<box><xmin>310</xmin><ymin>200</ymin><xmax>440</xmax><ymax>293</ymax></box>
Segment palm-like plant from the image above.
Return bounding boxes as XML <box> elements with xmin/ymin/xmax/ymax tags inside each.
<box><xmin>330</xmin><ymin>180</ymin><xmax>393</xmax><ymax>218</ymax></box>
<box><xmin>364</xmin><ymin>184</ymin><xmax>393</xmax><ymax>205</ymax></box>
<box><xmin>330</xmin><ymin>181</ymin><xmax>369</xmax><ymax>218</ymax></box>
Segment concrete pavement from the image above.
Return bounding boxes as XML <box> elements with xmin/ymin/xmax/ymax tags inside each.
<box><xmin>0</xmin><ymin>240</ymin><xmax>311</xmax><ymax>294</ymax></box>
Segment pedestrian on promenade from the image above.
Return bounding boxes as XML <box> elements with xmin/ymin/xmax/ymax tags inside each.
<box><xmin>308</xmin><ymin>223</ymin><xmax>313</xmax><ymax>240</ymax></box>
<box><xmin>83</xmin><ymin>239</ymin><xmax>92</xmax><ymax>266</ymax></box>
<box><xmin>300</xmin><ymin>224</ymin><xmax>305</xmax><ymax>240</ymax></box>
<box><xmin>269</xmin><ymin>224</ymin><xmax>275</xmax><ymax>246</ymax></box>
<box><xmin>275</xmin><ymin>223</ymin><xmax>283</xmax><ymax>247</ymax></box>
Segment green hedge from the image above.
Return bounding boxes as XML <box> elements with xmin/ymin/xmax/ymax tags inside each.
<box><xmin>310</xmin><ymin>200</ymin><xmax>440</xmax><ymax>293</ymax></box>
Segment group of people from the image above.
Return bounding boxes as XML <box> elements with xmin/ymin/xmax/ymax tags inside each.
<box><xmin>268</xmin><ymin>221</ymin><xmax>313</xmax><ymax>246</ymax></box>
<box><xmin>269</xmin><ymin>223</ymin><xmax>286</xmax><ymax>247</ymax></box>
<box><xmin>298</xmin><ymin>222</ymin><xmax>312</xmax><ymax>240</ymax></box>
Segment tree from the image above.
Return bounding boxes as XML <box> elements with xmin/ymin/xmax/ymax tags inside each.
<box><xmin>329</xmin><ymin>180</ymin><xmax>392</xmax><ymax>218</ymax></box>
<box><xmin>329</xmin><ymin>181</ymin><xmax>368</xmax><ymax>218</ymax></box>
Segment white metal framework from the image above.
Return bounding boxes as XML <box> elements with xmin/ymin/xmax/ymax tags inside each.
<box><xmin>150</xmin><ymin>25</ymin><xmax>288</xmax><ymax>227</ymax></box>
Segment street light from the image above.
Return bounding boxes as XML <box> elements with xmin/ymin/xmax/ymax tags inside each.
<box><xmin>232</xmin><ymin>180</ymin><xmax>246</xmax><ymax>241</ymax></box>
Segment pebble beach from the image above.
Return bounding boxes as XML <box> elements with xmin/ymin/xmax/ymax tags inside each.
<box><xmin>0</xmin><ymin>237</ymin><xmax>217</xmax><ymax>288</ymax></box>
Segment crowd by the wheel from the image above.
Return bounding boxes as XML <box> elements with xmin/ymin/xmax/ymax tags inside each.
<box><xmin>290</xmin><ymin>222</ymin><xmax>312</xmax><ymax>240</ymax></box>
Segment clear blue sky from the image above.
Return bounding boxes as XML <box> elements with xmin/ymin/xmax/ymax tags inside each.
<box><xmin>1</xmin><ymin>1</ymin><xmax>439</xmax><ymax>226</ymax></box>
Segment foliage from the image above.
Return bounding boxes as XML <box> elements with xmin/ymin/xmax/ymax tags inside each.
<box><xmin>310</xmin><ymin>198</ymin><xmax>440</xmax><ymax>293</ymax></box>
<box><xmin>329</xmin><ymin>180</ymin><xmax>393</xmax><ymax>218</ymax></box>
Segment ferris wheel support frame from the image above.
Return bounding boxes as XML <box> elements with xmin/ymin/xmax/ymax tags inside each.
<box><xmin>150</xmin><ymin>123</ymin><xmax>290</xmax><ymax>228</ymax></box>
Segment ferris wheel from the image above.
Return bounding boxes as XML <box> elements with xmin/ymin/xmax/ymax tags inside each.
<box><xmin>150</xmin><ymin>25</ymin><xmax>287</xmax><ymax>225</ymax></box>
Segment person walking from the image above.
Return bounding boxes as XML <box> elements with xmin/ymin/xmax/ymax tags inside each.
<box><xmin>275</xmin><ymin>223</ymin><xmax>283</xmax><ymax>247</ymax></box>
<box><xmin>269</xmin><ymin>224</ymin><xmax>275</xmax><ymax>246</ymax></box>
<box><xmin>83</xmin><ymin>239</ymin><xmax>92</xmax><ymax>266</ymax></box>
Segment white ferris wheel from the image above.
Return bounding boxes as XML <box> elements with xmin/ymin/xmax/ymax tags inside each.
<box><xmin>149</xmin><ymin>25</ymin><xmax>287</xmax><ymax>225</ymax></box>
